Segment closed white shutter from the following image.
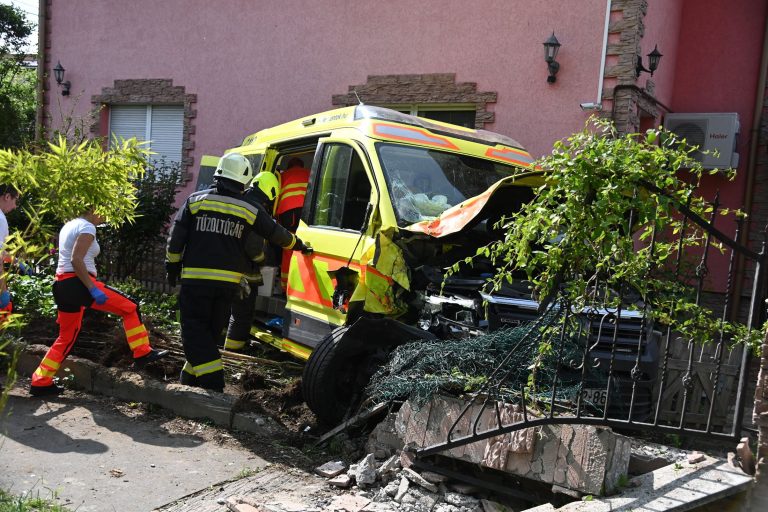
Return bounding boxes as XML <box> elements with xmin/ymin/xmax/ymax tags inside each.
<box><xmin>108</xmin><ymin>104</ymin><xmax>184</xmax><ymax>164</ymax></box>
<box><xmin>109</xmin><ymin>105</ymin><xmax>148</xmax><ymax>147</ymax></box>
<box><xmin>149</xmin><ymin>105</ymin><xmax>184</xmax><ymax>163</ymax></box>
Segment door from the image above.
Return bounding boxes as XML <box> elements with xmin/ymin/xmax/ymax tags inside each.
<box><xmin>284</xmin><ymin>139</ymin><xmax>374</xmax><ymax>347</ymax></box>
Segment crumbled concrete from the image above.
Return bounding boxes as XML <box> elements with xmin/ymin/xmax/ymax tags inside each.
<box><xmin>687</xmin><ymin>451</ymin><xmax>706</xmax><ymax>464</ymax></box>
<box><xmin>326</xmin><ymin>494</ymin><xmax>371</xmax><ymax>512</ymax></box>
<box><xmin>316</xmin><ymin>460</ymin><xmax>348</xmax><ymax>478</ymax></box>
<box><xmin>328</xmin><ymin>474</ymin><xmax>353</xmax><ymax>488</ymax></box>
<box><xmin>443</xmin><ymin>491</ymin><xmax>481</xmax><ymax>508</ymax></box>
<box><xmin>400</xmin><ymin>485</ymin><xmax>440</xmax><ymax>510</ymax></box>
<box><xmin>377</xmin><ymin>454</ymin><xmax>401</xmax><ymax>481</ymax></box>
<box><xmin>367</xmin><ymin>413</ymin><xmax>405</xmax><ymax>459</ymax></box>
<box><xmin>351</xmin><ymin>453</ymin><xmax>378</xmax><ymax>487</ymax></box>
<box><xmin>420</xmin><ymin>471</ymin><xmax>448</xmax><ymax>484</ymax></box>
<box><xmin>394</xmin><ymin>476</ymin><xmax>410</xmax><ymax>503</ymax></box>
<box><xmin>402</xmin><ymin>468</ymin><xmax>439</xmax><ymax>493</ymax></box>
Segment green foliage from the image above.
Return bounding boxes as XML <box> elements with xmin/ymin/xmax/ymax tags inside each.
<box><xmin>108</xmin><ymin>277</ymin><xmax>179</xmax><ymax>333</ymax></box>
<box><xmin>0</xmin><ymin>136</ymin><xmax>151</xmax><ymax>270</ymax></box>
<box><xmin>0</xmin><ymin>487</ymin><xmax>72</xmax><ymax>512</ymax></box>
<box><xmin>0</xmin><ymin>4</ymin><xmax>35</xmax><ymax>148</ymax></box>
<box><xmin>99</xmin><ymin>160</ymin><xmax>182</xmax><ymax>278</ymax></box>
<box><xmin>0</xmin><ymin>65</ymin><xmax>36</xmax><ymax>148</ymax></box>
<box><xmin>8</xmin><ymin>273</ymin><xmax>56</xmax><ymax>321</ymax></box>
<box><xmin>453</xmin><ymin>118</ymin><xmax>756</xmax><ymax>347</ymax></box>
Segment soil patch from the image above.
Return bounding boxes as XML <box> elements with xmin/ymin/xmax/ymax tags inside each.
<box><xmin>17</xmin><ymin>310</ymin><xmax>326</xmax><ymax>451</ymax></box>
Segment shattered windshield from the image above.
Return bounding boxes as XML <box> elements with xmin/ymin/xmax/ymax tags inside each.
<box><xmin>376</xmin><ymin>143</ymin><xmax>520</xmax><ymax>225</ymax></box>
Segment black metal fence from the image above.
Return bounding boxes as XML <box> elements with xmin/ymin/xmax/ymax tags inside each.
<box><xmin>418</xmin><ymin>195</ymin><xmax>767</xmax><ymax>457</ymax></box>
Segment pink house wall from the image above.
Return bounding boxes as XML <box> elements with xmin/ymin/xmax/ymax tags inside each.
<box><xmin>665</xmin><ymin>0</ymin><xmax>766</xmax><ymax>290</ymax></box>
<box><xmin>47</xmin><ymin>0</ymin><xmax>608</xmax><ymax>171</ymax></box>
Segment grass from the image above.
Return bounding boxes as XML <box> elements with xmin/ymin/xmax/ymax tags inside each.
<box><xmin>0</xmin><ymin>488</ymin><xmax>71</xmax><ymax>512</ymax></box>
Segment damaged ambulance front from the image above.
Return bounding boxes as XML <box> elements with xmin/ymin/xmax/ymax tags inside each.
<box><xmin>301</xmin><ymin>108</ymin><xmax>546</xmax><ymax>424</ymax></box>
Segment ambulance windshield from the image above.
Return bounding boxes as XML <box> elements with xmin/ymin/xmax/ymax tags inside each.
<box><xmin>376</xmin><ymin>143</ymin><xmax>520</xmax><ymax>226</ymax></box>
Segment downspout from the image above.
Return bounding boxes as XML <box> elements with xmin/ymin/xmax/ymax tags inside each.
<box><xmin>581</xmin><ymin>0</ymin><xmax>612</xmax><ymax>111</ymax></box>
<box><xmin>34</xmin><ymin>0</ymin><xmax>47</xmax><ymax>141</ymax></box>
<box><xmin>731</xmin><ymin>12</ymin><xmax>768</xmax><ymax>322</ymax></box>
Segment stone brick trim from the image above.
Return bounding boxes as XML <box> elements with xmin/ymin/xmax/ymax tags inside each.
<box><xmin>90</xmin><ymin>79</ymin><xmax>197</xmax><ymax>174</ymax></box>
<box><xmin>332</xmin><ymin>74</ymin><xmax>497</xmax><ymax>129</ymax></box>
<box><xmin>604</xmin><ymin>0</ymin><xmax>657</xmax><ymax>134</ymax></box>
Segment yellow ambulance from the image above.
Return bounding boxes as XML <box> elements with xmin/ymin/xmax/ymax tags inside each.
<box><xmin>222</xmin><ymin>105</ymin><xmax>543</xmax><ymax>423</ymax></box>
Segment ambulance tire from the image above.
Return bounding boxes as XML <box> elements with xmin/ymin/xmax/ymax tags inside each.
<box><xmin>302</xmin><ymin>325</ymin><xmax>393</xmax><ymax>426</ymax></box>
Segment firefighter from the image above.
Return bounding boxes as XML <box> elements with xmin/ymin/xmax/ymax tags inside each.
<box><xmin>30</xmin><ymin>209</ymin><xmax>169</xmax><ymax>397</ymax></box>
<box><xmin>166</xmin><ymin>154</ymin><xmax>311</xmax><ymax>391</ymax></box>
<box><xmin>223</xmin><ymin>171</ymin><xmax>280</xmax><ymax>351</ymax></box>
<box><xmin>276</xmin><ymin>157</ymin><xmax>310</xmax><ymax>289</ymax></box>
<box><xmin>0</xmin><ymin>184</ymin><xmax>19</xmax><ymax>323</ymax></box>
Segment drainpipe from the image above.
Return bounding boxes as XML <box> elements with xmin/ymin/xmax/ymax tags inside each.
<box><xmin>34</xmin><ymin>0</ymin><xmax>47</xmax><ymax>141</ymax></box>
<box><xmin>731</xmin><ymin>12</ymin><xmax>768</xmax><ymax>322</ymax></box>
<box><xmin>580</xmin><ymin>0</ymin><xmax>612</xmax><ymax>111</ymax></box>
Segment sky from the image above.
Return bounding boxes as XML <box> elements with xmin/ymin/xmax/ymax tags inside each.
<box><xmin>1</xmin><ymin>0</ymin><xmax>39</xmax><ymax>53</ymax></box>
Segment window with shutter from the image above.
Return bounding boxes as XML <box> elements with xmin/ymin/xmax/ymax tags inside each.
<box><xmin>109</xmin><ymin>105</ymin><xmax>184</xmax><ymax>163</ymax></box>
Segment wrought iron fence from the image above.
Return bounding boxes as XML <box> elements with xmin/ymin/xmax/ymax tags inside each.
<box><xmin>417</xmin><ymin>194</ymin><xmax>767</xmax><ymax>458</ymax></box>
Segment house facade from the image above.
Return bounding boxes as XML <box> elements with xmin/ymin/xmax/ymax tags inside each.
<box><xmin>36</xmin><ymin>0</ymin><xmax>768</xmax><ymax>500</ymax></box>
<box><xmin>37</xmin><ymin>0</ymin><xmax>767</xmax><ymax>248</ymax></box>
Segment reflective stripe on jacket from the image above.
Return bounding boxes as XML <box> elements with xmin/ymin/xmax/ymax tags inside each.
<box><xmin>276</xmin><ymin>166</ymin><xmax>310</xmax><ymax>215</ymax></box>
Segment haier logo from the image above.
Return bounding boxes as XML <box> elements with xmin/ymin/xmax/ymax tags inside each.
<box><xmin>710</xmin><ymin>133</ymin><xmax>729</xmax><ymax>139</ymax></box>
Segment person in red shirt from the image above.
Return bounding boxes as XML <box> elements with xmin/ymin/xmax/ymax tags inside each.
<box><xmin>276</xmin><ymin>157</ymin><xmax>310</xmax><ymax>290</ymax></box>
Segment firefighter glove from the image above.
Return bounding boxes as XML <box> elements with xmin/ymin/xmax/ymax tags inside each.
<box><xmin>293</xmin><ymin>238</ymin><xmax>313</xmax><ymax>254</ymax></box>
<box><xmin>238</xmin><ymin>276</ymin><xmax>251</xmax><ymax>300</ymax></box>
<box><xmin>166</xmin><ymin>261</ymin><xmax>181</xmax><ymax>287</ymax></box>
<box><xmin>89</xmin><ymin>287</ymin><xmax>108</xmax><ymax>305</ymax></box>
<box><xmin>0</xmin><ymin>290</ymin><xmax>10</xmax><ymax>308</ymax></box>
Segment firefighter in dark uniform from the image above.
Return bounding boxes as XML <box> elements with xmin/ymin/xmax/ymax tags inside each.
<box><xmin>223</xmin><ymin>171</ymin><xmax>280</xmax><ymax>351</ymax></box>
<box><xmin>165</xmin><ymin>154</ymin><xmax>311</xmax><ymax>391</ymax></box>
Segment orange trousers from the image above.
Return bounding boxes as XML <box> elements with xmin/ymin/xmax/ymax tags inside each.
<box><xmin>31</xmin><ymin>274</ymin><xmax>152</xmax><ymax>388</ymax></box>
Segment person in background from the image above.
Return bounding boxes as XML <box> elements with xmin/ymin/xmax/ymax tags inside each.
<box><xmin>166</xmin><ymin>154</ymin><xmax>311</xmax><ymax>391</ymax></box>
<box><xmin>0</xmin><ymin>185</ymin><xmax>20</xmax><ymax>323</ymax></box>
<box><xmin>276</xmin><ymin>157</ymin><xmax>310</xmax><ymax>290</ymax></box>
<box><xmin>30</xmin><ymin>209</ymin><xmax>169</xmax><ymax>397</ymax></box>
<box><xmin>223</xmin><ymin>171</ymin><xmax>281</xmax><ymax>351</ymax></box>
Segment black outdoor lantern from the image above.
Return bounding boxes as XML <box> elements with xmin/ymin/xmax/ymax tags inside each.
<box><xmin>543</xmin><ymin>32</ymin><xmax>561</xmax><ymax>83</ymax></box>
<box><xmin>636</xmin><ymin>45</ymin><xmax>663</xmax><ymax>78</ymax></box>
<box><xmin>53</xmin><ymin>61</ymin><xmax>71</xmax><ymax>96</ymax></box>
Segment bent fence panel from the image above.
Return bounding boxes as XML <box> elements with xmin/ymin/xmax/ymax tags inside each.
<box><xmin>417</xmin><ymin>194</ymin><xmax>767</xmax><ymax>458</ymax></box>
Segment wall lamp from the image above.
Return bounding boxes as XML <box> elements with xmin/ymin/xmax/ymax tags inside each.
<box><xmin>543</xmin><ymin>32</ymin><xmax>561</xmax><ymax>83</ymax></box>
<box><xmin>636</xmin><ymin>45</ymin><xmax>663</xmax><ymax>78</ymax></box>
<box><xmin>53</xmin><ymin>61</ymin><xmax>71</xmax><ymax>96</ymax></box>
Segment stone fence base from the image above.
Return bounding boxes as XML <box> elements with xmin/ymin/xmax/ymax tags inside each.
<box><xmin>393</xmin><ymin>396</ymin><xmax>631</xmax><ymax>496</ymax></box>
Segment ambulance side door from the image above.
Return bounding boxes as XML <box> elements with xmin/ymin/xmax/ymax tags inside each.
<box><xmin>283</xmin><ymin>139</ymin><xmax>375</xmax><ymax>348</ymax></box>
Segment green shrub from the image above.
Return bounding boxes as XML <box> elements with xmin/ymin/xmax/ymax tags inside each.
<box><xmin>109</xmin><ymin>277</ymin><xmax>179</xmax><ymax>334</ymax></box>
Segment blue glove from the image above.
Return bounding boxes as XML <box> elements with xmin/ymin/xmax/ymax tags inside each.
<box><xmin>18</xmin><ymin>262</ymin><xmax>34</xmax><ymax>276</ymax></box>
<box><xmin>89</xmin><ymin>287</ymin><xmax>108</xmax><ymax>305</ymax></box>
<box><xmin>0</xmin><ymin>290</ymin><xmax>10</xmax><ymax>308</ymax></box>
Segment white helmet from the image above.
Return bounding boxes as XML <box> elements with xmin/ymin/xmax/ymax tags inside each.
<box><xmin>214</xmin><ymin>153</ymin><xmax>253</xmax><ymax>188</ymax></box>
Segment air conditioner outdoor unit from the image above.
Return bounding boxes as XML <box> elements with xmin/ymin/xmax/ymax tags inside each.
<box><xmin>663</xmin><ymin>113</ymin><xmax>740</xmax><ymax>169</ymax></box>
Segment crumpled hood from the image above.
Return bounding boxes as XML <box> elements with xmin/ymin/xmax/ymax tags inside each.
<box><xmin>402</xmin><ymin>171</ymin><xmax>545</xmax><ymax>238</ymax></box>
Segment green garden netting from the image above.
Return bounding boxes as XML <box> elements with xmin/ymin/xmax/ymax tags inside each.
<box><xmin>366</xmin><ymin>306</ymin><xmax>604</xmax><ymax>413</ymax></box>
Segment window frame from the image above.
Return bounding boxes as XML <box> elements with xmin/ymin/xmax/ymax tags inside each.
<box><xmin>306</xmin><ymin>141</ymin><xmax>372</xmax><ymax>233</ymax></box>
<box><xmin>108</xmin><ymin>104</ymin><xmax>184</xmax><ymax>164</ymax></box>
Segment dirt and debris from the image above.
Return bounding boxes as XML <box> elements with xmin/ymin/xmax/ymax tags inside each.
<box><xmin>18</xmin><ymin>309</ymin><xmax>319</xmax><ymax>434</ymax></box>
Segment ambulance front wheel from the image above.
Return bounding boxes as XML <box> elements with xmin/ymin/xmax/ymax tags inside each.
<box><xmin>301</xmin><ymin>325</ymin><xmax>391</xmax><ymax>426</ymax></box>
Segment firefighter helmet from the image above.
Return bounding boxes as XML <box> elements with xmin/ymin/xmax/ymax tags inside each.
<box><xmin>213</xmin><ymin>153</ymin><xmax>253</xmax><ymax>188</ymax></box>
<box><xmin>252</xmin><ymin>171</ymin><xmax>280</xmax><ymax>202</ymax></box>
